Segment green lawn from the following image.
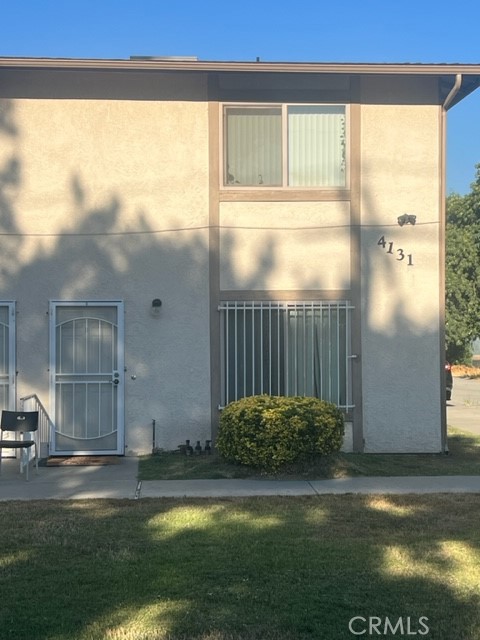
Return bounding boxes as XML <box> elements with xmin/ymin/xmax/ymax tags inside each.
<box><xmin>139</xmin><ymin>428</ymin><xmax>480</xmax><ymax>480</ymax></box>
<box><xmin>1</xmin><ymin>495</ymin><xmax>479</xmax><ymax>640</ymax></box>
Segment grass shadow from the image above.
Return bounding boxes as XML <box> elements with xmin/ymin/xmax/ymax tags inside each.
<box><xmin>0</xmin><ymin>495</ymin><xmax>479</xmax><ymax>639</ymax></box>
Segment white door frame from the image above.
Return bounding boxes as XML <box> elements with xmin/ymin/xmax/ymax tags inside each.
<box><xmin>0</xmin><ymin>302</ymin><xmax>16</xmax><ymax>457</ymax></box>
<box><xmin>49</xmin><ymin>300</ymin><xmax>124</xmax><ymax>455</ymax></box>
<box><xmin>0</xmin><ymin>301</ymin><xmax>16</xmax><ymax>410</ymax></box>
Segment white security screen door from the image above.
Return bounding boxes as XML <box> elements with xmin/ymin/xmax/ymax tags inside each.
<box><xmin>0</xmin><ymin>303</ymin><xmax>15</xmax><ymax>412</ymax></box>
<box><xmin>0</xmin><ymin>303</ymin><xmax>16</xmax><ymax>455</ymax></box>
<box><xmin>50</xmin><ymin>302</ymin><xmax>124</xmax><ymax>455</ymax></box>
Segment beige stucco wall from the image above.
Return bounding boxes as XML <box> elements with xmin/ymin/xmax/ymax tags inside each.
<box><xmin>0</xmin><ymin>71</ymin><xmax>447</xmax><ymax>456</ymax></box>
<box><xmin>219</xmin><ymin>201</ymin><xmax>351</xmax><ymax>291</ymax></box>
<box><xmin>359</xmin><ymin>101</ymin><xmax>443</xmax><ymax>451</ymax></box>
<box><xmin>0</xmin><ymin>97</ymin><xmax>211</xmax><ymax>454</ymax></box>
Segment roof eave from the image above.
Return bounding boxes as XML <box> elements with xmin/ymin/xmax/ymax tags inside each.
<box><xmin>1</xmin><ymin>56</ymin><xmax>480</xmax><ymax>76</ymax></box>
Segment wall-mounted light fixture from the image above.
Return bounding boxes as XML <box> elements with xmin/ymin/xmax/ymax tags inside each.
<box><xmin>397</xmin><ymin>214</ymin><xmax>417</xmax><ymax>227</ymax></box>
<box><xmin>151</xmin><ymin>298</ymin><xmax>162</xmax><ymax>317</ymax></box>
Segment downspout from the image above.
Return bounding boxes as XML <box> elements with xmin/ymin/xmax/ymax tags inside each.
<box><xmin>443</xmin><ymin>74</ymin><xmax>462</xmax><ymax>111</ymax></box>
<box><xmin>440</xmin><ymin>74</ymin><xmax>462</xmax><ymax>453</ymax></box>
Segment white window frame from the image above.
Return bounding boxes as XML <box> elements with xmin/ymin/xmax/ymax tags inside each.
<box><xmin>221</xmin><ymin>103</ymin><xmax>349</xmax><ymax>190</ymax></box>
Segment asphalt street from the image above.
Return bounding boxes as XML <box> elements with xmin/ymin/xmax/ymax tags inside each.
<box><xmin>447</xmin><ymin>375</ymin><xmax>480</xmax><ymax>436</ymax></box>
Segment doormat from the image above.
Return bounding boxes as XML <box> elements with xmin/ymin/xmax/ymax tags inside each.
<box><xmin>45</xmin><ymin>456</ymin><xmax>121</xmax><ymax>466</ymax></box>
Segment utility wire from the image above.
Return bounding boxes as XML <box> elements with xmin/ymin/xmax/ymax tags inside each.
<box><xmin>0</xmin><ymin>220</ymin><xmax>440</xmax><ymax>238</ymax></box>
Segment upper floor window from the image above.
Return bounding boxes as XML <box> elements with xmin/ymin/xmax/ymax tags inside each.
<box><xmin>223</xmin><ymin>104</ymin><xmax>347</xmax><ymax>188</ymax></box>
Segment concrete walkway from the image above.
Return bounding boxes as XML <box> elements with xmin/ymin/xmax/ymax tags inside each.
<box><xmin>1</xmin><ymin>457</ymin><xmax>480</xmax><ymax>500</ymax></box>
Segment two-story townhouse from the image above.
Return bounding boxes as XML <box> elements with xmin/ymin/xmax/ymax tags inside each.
<box><xmin>0</xmin><ymin>57</ymin><xmax>479</xmax><ymax>457</ymax></box>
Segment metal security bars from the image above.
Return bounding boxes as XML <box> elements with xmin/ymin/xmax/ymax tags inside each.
<box><xmin>219</xmin><ymin>301</ymin><xmax>354</xmax><ymax>410</ymax></box>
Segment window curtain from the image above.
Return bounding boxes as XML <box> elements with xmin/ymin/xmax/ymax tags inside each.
<box><xmin>225</xmin><ymin>107</ymin><xmax>282</xmax><ymax>186</ymax></box>
<box><xmin>287</xmin><ymin>106</ymin><xmax>346</xmax><ymax>187</ymax></box>
<box><xmin>287</xmin><ymin>306</ymin><xmax>348</xmax><ymax>406</ymax></box>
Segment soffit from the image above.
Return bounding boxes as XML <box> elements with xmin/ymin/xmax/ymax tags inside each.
<box><xmin>1</xmin><ymin>57</ymin><xmax>480</xmax><ymax>106</ymax></box>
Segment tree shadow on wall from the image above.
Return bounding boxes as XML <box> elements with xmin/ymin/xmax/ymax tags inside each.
<box><xmin>0</xmin><ymin>99</ymin><xmax>295</xmax><ymax>451</ymax></box>
<box><xmin>0</xmin><ymin>98</ymin><xmax>469</xmax><ymax>640</ymax></box>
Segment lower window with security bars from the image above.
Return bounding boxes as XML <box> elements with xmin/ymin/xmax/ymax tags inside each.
<box><xmin>219</xmin><ymin>300</ymin><xmax>354</xmax><ymax>410</ymax></box>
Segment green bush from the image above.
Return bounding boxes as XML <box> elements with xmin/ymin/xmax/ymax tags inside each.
<box><xmin>216</xmin><ymin>395</ymin><xmax>344</xmax><ymax>472</ymax></box>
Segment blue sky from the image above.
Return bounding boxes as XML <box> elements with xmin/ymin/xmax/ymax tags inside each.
<box><xmin>1</xmin><ymin>0</ymin><xmax>479</xmax><ymax>194</ymax></box>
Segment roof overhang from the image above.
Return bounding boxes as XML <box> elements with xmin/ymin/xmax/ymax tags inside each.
<box><xmin>2</xmin><ymin>57</ymin><xmax>480</xmax><ymax>75</ymax></box>
<box><xmin>1</xmin><ymin>57</ymin><xmax>480</xmax><ymax>107</ymax></box>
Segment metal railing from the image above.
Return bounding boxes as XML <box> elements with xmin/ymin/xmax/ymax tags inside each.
<box><xmin>19</xmin><ymin>394</ymin><xmax>54</xmax><ymax>459</ymax></box>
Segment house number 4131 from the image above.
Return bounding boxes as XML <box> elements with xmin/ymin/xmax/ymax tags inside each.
<box><xmin>377</xmin><ymin>236</ymin><xmax>413</xmax><ymax>266</ymax></box>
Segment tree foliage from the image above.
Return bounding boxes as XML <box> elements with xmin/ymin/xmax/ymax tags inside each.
<box><xmin>446</xmin><ymin>164</ymin><xmax>480</xmax><ymax>362</ymax></box>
